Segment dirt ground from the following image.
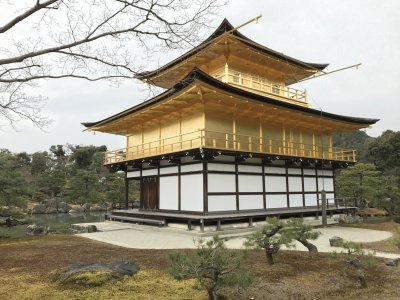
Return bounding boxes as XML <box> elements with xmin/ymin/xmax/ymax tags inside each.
<box><xmin>1</xmin><ymin>234</ymin><xmax>400</xmax><ymax>300</ymax></box>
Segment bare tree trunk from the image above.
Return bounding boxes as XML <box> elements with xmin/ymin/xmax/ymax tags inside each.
<box><xmin>297</xmin><ymin>238</ymin><xmax>318</xmax><ymax>253</ymax></box>
<box><xmin>207</xmin><ymin>288</ymin><xmax>217</xmax><ymax>300</ymax></box>
<box><xmin>265</xmin><ymin>249</ymin><xmax>274</xmax><ymax>265</ymax></box>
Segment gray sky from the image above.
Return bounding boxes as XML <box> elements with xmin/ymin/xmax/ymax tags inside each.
<box><xmin>2</xmin><ymin>0</ymin><xmax>400</xmax><ymax>153</ymax></box>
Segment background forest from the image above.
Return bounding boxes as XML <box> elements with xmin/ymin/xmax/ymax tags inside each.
<box><xmin>0</xmin><ymin>145</ymin><xmax>127</xmax><ymax>208</ymax></box>
<box><xmin>1</xmin><ymin>130</ymin><xmax>400</xmax><ymax>214</ymax></box>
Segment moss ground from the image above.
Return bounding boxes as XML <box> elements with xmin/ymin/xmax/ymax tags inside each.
<box><xmin>0</xmin><ymin>234</ymin><xmax>400</xmax><ymax>299</ymax></box>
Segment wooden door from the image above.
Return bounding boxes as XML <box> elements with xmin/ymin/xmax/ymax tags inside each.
<box><xmin>140</xmin><ymin>177</ymin><xmax>158</xmax><ymax>210</ymax></box>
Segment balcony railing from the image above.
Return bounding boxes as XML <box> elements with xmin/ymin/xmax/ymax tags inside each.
<box><xmin>104</xmin><ymin>129</ymin><xmax>356</xmax><ymax>164</ymax></box>
<box><xmin>214</xmin><ymin>72</ymin><xmax>308</xmax><ymax>107</ymax></box>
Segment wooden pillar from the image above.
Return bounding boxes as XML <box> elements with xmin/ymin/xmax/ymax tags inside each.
<box><xmin>203</xmin><ymin>161</ymin><xmax>208</xmax><ymax>213</ymax></box>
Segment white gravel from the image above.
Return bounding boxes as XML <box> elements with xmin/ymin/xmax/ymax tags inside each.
<box><xmin>78</xmin><ymin>221</ymin><xmax>399</xmax><ymax>258</ymax></box>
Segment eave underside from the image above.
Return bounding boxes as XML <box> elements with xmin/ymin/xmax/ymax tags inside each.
<box><xmin>85</xmin><ymin>77</ymin><xmax>377</xmax><ymax>136</ymax></box>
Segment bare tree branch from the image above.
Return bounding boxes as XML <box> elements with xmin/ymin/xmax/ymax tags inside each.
<box><xmin>0</xmin><ymin>0</ymin><xmax>225</xmax><ymax>129</ymax></box>
<box><xmin>0</xmin><ymin>0</ymin><xmax>60</xmax><ymax>34</ymax></box>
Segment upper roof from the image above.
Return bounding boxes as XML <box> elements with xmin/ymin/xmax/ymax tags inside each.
<box><xmin>135</xmin><ymin>19</ymin><xmax>329</xmax><ymax>88</ymax></box>
<box><xmin>83</xmin><ymin>68</ymin><xmax>378</xmax><ymax>134</ymax></box>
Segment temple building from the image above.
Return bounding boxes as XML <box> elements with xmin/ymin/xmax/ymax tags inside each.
<box><xmin>83</xmin><ymin>19</ymin><xmax>378</xmax><ymax>228</ymax></box>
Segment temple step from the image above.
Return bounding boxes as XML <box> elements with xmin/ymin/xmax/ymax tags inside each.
<box><xmin>106</xmin><ymin>214</ymin><xmax>165</xmax><ymax>226</ymax></box>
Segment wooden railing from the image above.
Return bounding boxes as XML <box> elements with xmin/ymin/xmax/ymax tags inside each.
<box><xmin>214</xmin><ymin>73</ymin><xmax>307</xmax><ymax>106</ymax></box>
<box><xmin>104</xmin><ymin>129</ymin><xmax>356</xmax><ymax>164</ymax></box>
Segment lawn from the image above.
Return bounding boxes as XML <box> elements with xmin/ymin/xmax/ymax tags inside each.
<box><xmin>1</xmin><ymin>234</ymin><xmax>400</xmax><ymax>299</ymax></box>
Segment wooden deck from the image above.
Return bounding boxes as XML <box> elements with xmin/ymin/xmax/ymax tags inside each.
<box><xmin>106</xmin><ymin>206</ymin><xmax>355</xmax><ymax>232</ymax></box>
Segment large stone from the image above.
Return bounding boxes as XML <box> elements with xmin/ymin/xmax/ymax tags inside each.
<box><xmin>69</xmin><ymin>206</ymin><xmax>84</xmax><ymax>213</ymax></box>
<box><xmin>57</xmin><ymin>202</ymin><xmax>72</xmax><ymax>213</ymax></box>
<box><xmin>70</xmin><ymin>224</ymin><xmax>97</xmax><ymax>233</ymax></box>
<box><xmin>82</xmin><ymin>203</ymin><xmax>90</xmax><ymax>212</ymax></box>
<box><xmin>386</xmin><ymin>258</ymin><xmax>400</xmax><ymax>267</ymax></box>
<box><xmin>90</xmin><ymin>205</ymin><xmax>106</xmax><ymax>212</ymax></box>
<box><xmin>0</xmin><ymin>206</ymin><xmax>24</xmax><ymax>218</ymax></box>
<box><xmin>42</xmin><ymin>199</ymin><xmax>58</xmax><ymax>209</ymax></box>
<box><xmin>337</xmin><ymin>214</ymin><xmax>363</xmax><ymax>224</ymax></box>
<box><xmin>329</xmin><ymin>236</ymin><xmax>343</xmax><ymax>247</ymax></box>
<box><xmin>45</xmin><ymin>207</ymin><xmax>58</xmax><ymax>214</ymax></box>
<box><xmin>26</xmin><ymin>224</ymin><xmax>45</xmax><ymax>235</ymax></box>
<box><xmin>31</xmin><ymin>204</ymin><xmax>46</xmax><ymax>214</ymax></box>
<box><xmin>59</xmin><ymin>261</ymin><xmax>139</xmax><ymax>286</ymax></box>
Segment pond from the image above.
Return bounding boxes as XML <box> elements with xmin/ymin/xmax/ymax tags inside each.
<box><xmin>0</xmin><ymin>212</ymin><xmax>105</xmax><ymax>238</ymax></box>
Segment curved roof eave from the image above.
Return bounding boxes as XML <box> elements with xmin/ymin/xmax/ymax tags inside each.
<box><xmin>135</xmin><ymin>18</ymin><xmax>329</xmax><ymax>80</ymax></box>
<box><xmin>83</xmin><ymin>68</ymin><xmax>378</xmax><ymax>130</ymax></box>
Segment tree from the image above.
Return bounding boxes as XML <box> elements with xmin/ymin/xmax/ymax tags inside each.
<box><xmin>169</xmin><ymin>236</ymin><xmax>253</xmax><ymax>300</ymax></box>
<box><xmin>333</xmin><ymin>130</ymin><xmax>372</xmax><ymax>163</ymax></box>
<box><xmin>244</xmin><ymin>217</ymin><xmax>293</xmax><ymax>265</ymax></box>
<box><xmin>285</xmin><ymin>218</ymin><xmax>321</xmax><ymax>253</ymax></box>
<box><xmin>339</xmin><ymin>241</ymin><xmax>377</xmax><ymax>288</ymax></box>
<box><xmin>0</xmin><ymin>0</ymin><xmax>224</xmax><ymax>128</ymax></box>
<box><xmin>335</xmin><ymin>163</ymin><xmax>382</xmax><ymax>207</ymax></box>
<box><xmin>0</xmin><ymin>151</ymin><xmax>30</xmax><ymax>207</ymax></box>
<box><xmin>373</xmin><ymin>176</ymin><xmax>400</xmax><ymax>217</ymax></box>
<box><xmin>367</xmin><ymin>130</ymin><xmax>400</xmax><ymax>176</ymax></box>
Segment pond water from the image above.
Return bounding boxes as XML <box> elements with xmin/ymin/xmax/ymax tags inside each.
<box><xmin>0</xmin><ymin>212</ymin><xmax>105</xmax><ymax>238</ymax></box>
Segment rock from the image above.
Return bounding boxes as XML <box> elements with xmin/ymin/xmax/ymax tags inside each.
<box><xmin>82</xmin><ymin>203</ymin><xmax>91</xmax><ymax>212</ymax></box>
<box><xmin>386</xmin><ymin>258</ymin><xmax>400</xmax><ymax>267</ymax></box>
<box><xmin>89</xmin><ymin>205</ymin><xmax>106</xmax><ymax>212</ymax></box>
<box><xmin>337</xmin><ymin>214</ymin><xmax>363</xmax><ymax>224</ymax></box>
<box><xmin>329</xmin><ymin>236</ymin><xmax>343</xmax><ymax>247</ymax></box>
<box><xmin>69</xmin><ymin>207</ymin><xmax>84</xmax><ymax>213</ymax></box>
<box><xmin>57</xmin><ymin>202</ymin><xmax>72</xmax><ymax>213</ymax></box>
<box><xmin>70</xmin><ymin>224</ymin><xmax>97</xmax><ymax>233</ymax></box>
<box><xmin>45</xmin><ymin>207</ymin><xmax>58</xmax><ymax>214</ymax></box>
<box><xmin>0</xmin><ymin>206</ymin><xmax>25</xmax><ymax>218</ymax></box>
<box><xmin>0</xmin><ymin>217</ymin><xmax>27</xmax><ymax>227</ymax></box>
<box><xmin>31</xmin><ymin>204</ymin><xmax>46</xmax><ymax>214</ymax></box>
<box><xmin>42</xmin><ymin>199</ymin><xmax>58</xmax><ymax>209</ymax></box>
<box><xmin>59</xmin><ymin>261</ymin><xmax>139</xmax><ymax>286</ymax></box>
<box><xmin>26</xmin><ymin>224</ymin><xmax>45</xmax><ymax>236</ymax></box>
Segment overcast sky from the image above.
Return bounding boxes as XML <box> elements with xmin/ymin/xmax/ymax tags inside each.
<box><xmin>1</xmin><ymin>0</ymin><xmax>400</xmax><ymax>154</ymax></box>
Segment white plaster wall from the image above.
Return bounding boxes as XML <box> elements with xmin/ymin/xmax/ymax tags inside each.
<box><xmin>159</xmin><ymin>176</ymin><xmax>179</xmax><ymax>210</ymax></box>
<box><xmin>304</xmin><ymin>177</ymin><xmax>317</xmax><ymax>192</ymax></box>
<box><xmin>238</xmin><ymin>175</ymin><xmax>263</xmax><ymax>193</ymax></box>
<box><xmin>288</xmin><ymin>168</ymin><xmax>302</xmax><ymax>175</ymax></box>
<box><xmin>265</xmin><ymin>166</ymin><xmax>286</xmax><ymax>174</ymax></box>
<box><xmin>141</xmin><ymin>168</ymin><xmax>157</xmax><ymax>176</ymax></box>
<box><xmin>238</xmin><ymin>165</ymin><xmax>262</xmax><ymax>173</ymax></box>
<box><xmin>289</xmin><ymin>194</ymin><xmax>303</xmax><ymax>207</ymax></box>
<box><xmin>318</xmin><ymin>177</ymin><xmax>334</xmax><ymax>192</ymax></box>
<box><xmin>208</xmin><ymin>195</ymin><xmax>236</xmax><ymax>212</ymax></box>
<box><xmin>208</xmin><ymin>163</ymin><xmax>235</xmax><ymax>172</ymax></box>
<box><xmin>305</xmin><ymin>193</ymin><xmax>318</xmax><ymax>206</ymax></box>
<box><xmin>181</xmin><ymin>174</ymin><xmax>203</xmax><ymax>212</ymax></box>
<box><xmin>265</xmin><ymin>176</ymin><xmax>287</xmax><ymax>192</ymax></box>
<box><xmin>208</xmin><ymin>174</ymin><xmax>236</xmax><ymax>193</ymax></box>
<box><xmin>181</xmin><ymin>163</ymin><xmax>203</xmax><ymax>172</ymax></box>
<box><xmin>266</xmin><ymin>194</ymin><xmax>287</xmax><ymax>209</ymax></box>
<box><xmin>160</xmin><ymin>166</ymin><xmax>178</xmax><ymax>175</ymax></box>
<box><xmin>288</xmin><ymin>177</ymin><xmax>302</xmax><ymax>192</ymax></box>
<box><xmin>303</xmin><ymin>169</ymin><xmax>316</xmax><ymax>176</ymax></box>
<box><xmin>239</xmin><ymin>195</ymin><xmax>264</xmax><ymax>210</ymax></box>
<box><xmin>317</xmin><ymin>169</ymin><xmax>334</xmax><ymax>176</ymax></box>
<box><xmin>127</xmin><ymin>171</ymin><xmax>140</xmax><ymax>178</ymax></box>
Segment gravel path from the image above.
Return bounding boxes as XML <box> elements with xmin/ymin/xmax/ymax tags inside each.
<box><xmin>77</xmin><ymin>221</ymin><xmax>399</xmax><ymax>258</ymax></box>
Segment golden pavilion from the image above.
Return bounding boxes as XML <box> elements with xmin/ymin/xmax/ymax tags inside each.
<box><xmin>83</xmin><ymin>19</ymin><xmax>378</xmax><ymax>228</ymax></box>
